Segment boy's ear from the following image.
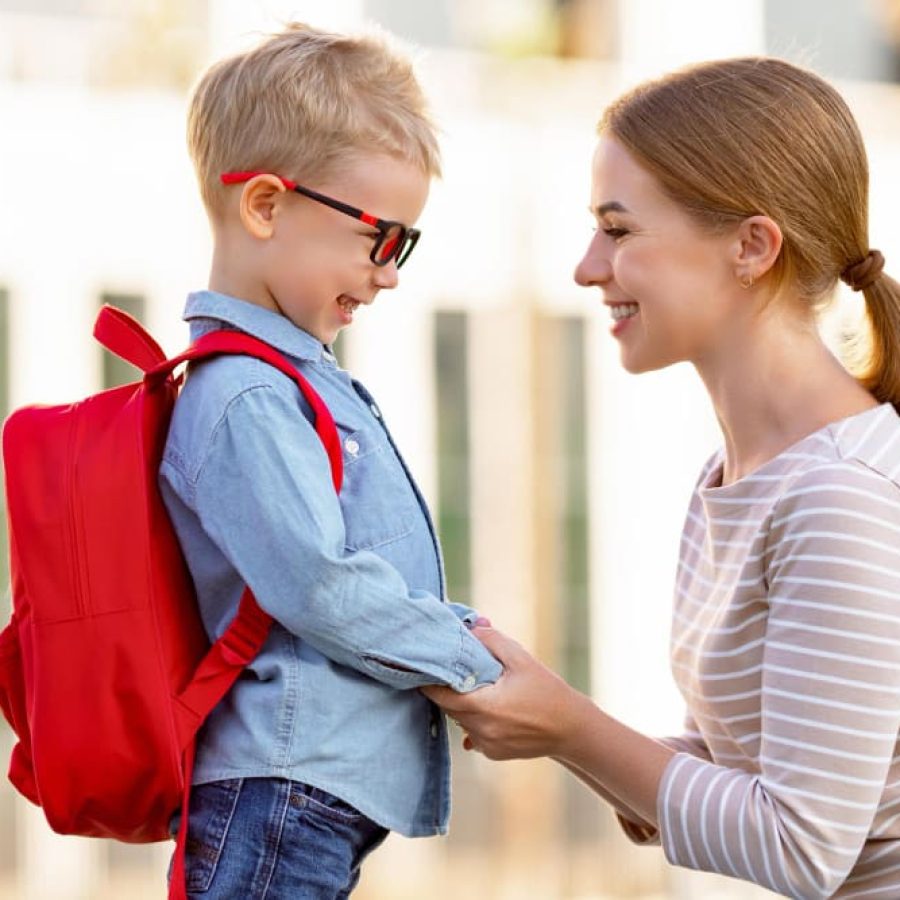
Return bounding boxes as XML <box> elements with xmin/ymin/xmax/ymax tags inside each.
<box><xmin>238</xmin><ymin>175</ymin><xmax>288</xmax><ymax>240</ymax></box>
<box><xmin>732</xmin><ymin>214</ymin><xmax>782</xmax><ymax>286</ymax></box>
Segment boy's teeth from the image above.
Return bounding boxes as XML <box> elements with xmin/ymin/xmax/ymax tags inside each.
<box><xmin>610</xmin><ymin>303</ymin><xmax>639</xmax><ymax>321</ymax></box>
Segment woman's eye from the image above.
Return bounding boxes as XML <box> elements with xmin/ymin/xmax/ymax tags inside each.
<box><xmin>603</xmin><ymin>227</ymin><xmax>628</xmax><ymax>239</ymax></box>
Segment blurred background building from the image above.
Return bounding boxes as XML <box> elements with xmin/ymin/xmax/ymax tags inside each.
<box><xmin>0</xmin><ymin>1</ymin><xmax>899</xmax><ymax>898</ymax></box>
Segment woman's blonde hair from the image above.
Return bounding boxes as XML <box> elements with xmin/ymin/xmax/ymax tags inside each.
<box><xmin>599</xmin><ymin>57</ymin><xmax>900</xmax><ymax>410</ymax></box>
<box><xmin>187</xmin><ymin>22</ymin><xmax>441</xmax><ymax>216</ymax></box>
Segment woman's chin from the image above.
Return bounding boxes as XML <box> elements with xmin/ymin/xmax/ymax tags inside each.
<box><xmin>620</xmin><ymin>347</ymin><xmax>678</xmax><ymax>375</ymax></box>
<box><xmin>620</xmin><ymin>353</ymin><xmax>656</xmax><ymax>375</ymax></box>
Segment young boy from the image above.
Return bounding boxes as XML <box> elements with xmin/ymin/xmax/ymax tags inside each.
<box><xmin>159</xmin><ymin>22</ymin><xmax>502</xmax><ymax>898</ymax></box>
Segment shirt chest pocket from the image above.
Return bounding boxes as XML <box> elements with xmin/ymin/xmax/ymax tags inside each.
<box><xmin>335</xmin><ymin>420</ymin><xmax>420</xmax><ymax>551</ymax></box>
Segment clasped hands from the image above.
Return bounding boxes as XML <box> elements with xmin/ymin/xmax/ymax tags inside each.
<box><xmin>421</xmin><ymin>625</ymin><xmax>588</xmax><ymax>762</ymax></box>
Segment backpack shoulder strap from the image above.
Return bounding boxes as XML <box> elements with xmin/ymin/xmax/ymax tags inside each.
<box><xmin>154</xmin><ymin>326</ymin><xmax>344</xmax><ymax>732</ymax></box>
<box><xmin>151</xmin><ymin>330</ymin><xmax>343</xmax><ymax>494</ymax></box>
<box><xmin>94</xmin><ymin>304</ymin><xmax>343</xmax><ymax>493</ymax></box>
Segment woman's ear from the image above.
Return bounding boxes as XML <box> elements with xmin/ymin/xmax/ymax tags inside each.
<box><xmin>732</xmin><ymin>215</ymin><xmax>783</xmax><ymax>287</ymax></box>
<box><xmin>238</xmin><ymin>174</ymin><xmax>287</xmax><ymax>240</ymax></box>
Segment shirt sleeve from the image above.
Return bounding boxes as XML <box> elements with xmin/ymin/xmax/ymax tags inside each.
<box><xmin>176</xmin><ymin>383</ymin><xmax>502</xmax><ymax>693</ymax></box>
<box><xmin>656</xmin><ymin>462</ymin><xmax>900</xmax><ymax>898</ymax></box>
<box><xmin>446</xmin><ymin>602</ymin><xmax>483</xmax><ymax>627</ymax></box>
<box><xmin>617</xmin><ymin>711</ymin><xmax>713</xmax><ymax>846</ymax></box>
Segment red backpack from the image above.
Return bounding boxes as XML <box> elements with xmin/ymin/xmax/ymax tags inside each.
<box><xmin>0</xmin><ymin>305</ymin><xmax>343</xmax><ymax>899</ymax></box>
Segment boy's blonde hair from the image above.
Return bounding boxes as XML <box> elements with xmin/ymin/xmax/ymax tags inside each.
<box><xmin>187</xmin><ymin>22</ymin><xmax>441</xmax><ymax>216</ymax></box>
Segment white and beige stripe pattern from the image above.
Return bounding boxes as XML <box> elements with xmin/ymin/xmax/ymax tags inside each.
<box><xmin>623</xmin><ymin>403</ymin><xmax>900</xmax><ymax>898</ymax></box>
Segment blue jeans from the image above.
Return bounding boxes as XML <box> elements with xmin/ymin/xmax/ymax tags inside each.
<box><xmin>169</xmin><ymin>778</ymin><xmax>389</xmax><ymax>899</ymax></box>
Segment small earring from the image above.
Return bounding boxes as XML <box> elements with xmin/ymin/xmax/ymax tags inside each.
<box><xmin>739</xmin><ymin>273</ymin><xmax>754</xmax><ymax>289</ymax></box>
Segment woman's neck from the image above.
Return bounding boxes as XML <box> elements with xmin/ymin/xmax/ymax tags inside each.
<box><xmin>695</xmin><ymin>314</ymin><xmax>878</xmax><ymax>486</ymax></box>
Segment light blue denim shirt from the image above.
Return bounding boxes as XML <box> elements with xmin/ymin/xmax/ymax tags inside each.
<box><xmin>159</xmin><ymin>291</ymin><xmax>502</xmax><ymax>838</ymax></box>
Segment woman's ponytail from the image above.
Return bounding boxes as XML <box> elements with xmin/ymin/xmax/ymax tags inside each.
<box><xmin>859</xmin><ymin>275</ymin><xmax>900</xmax><ymax>412</ymax></box>
<box><xmin>842</xmin><ymin>251</ymin><xmax>900</xmax><ymax>412</ymax></box>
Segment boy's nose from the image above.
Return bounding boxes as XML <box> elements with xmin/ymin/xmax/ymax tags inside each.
<box><xmin>373</xmin><ymin>260</ymin><xmax>400</xmax><ymax>289</ymax></box>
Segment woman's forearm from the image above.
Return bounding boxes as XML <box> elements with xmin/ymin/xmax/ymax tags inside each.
<box><xmin>556</xmin><ymin>757</ymin><xmax>655</xmax><ymax>829</ymax></box>
<box><xmin>553</xmin><ymin>697</ymin><xmax>675</xmax><ymax>827</ymax></box>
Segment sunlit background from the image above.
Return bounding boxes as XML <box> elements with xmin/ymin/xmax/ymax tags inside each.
<box><xmin>1</xmin><ymin>1</ymin><xmax>899</xmax><ymax>898</ymax></box>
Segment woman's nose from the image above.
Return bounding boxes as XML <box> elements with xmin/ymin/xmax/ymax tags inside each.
<box><xmin>573</xmin><ymin>233</ymin><xmax>612</xmax><ymax>287</ymax></box>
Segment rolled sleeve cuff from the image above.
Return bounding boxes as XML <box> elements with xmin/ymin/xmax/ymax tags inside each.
<box><xmin>357</xmin><ymin>622</ymin><xmax>502</xmax><ymax>692</ymax></box>
<box><xmin>447</xmin><ymin>602</ymin><xmax>481</xmax><ymax>627</ymax></box>
<box><xmin>453</xmin><ymin>627</ymin><xmax>503</xmax><ymax>691</ymax></box>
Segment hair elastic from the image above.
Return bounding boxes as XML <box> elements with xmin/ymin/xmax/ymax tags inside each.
<box><xmin>841</xmin><ymin>249</ymin><xmax>885</xmax><ymax>292</ymax></box>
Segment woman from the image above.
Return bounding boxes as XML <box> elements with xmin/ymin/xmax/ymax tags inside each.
<box><xmin>423</xmin><ymin>57</ymin><xmax>900</xmax><ymax>898</ymax></box>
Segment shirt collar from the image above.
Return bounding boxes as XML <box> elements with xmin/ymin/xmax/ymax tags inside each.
<box><xmin>183</xmin><ymin>290</ymin><xmax>331</xmax><ymax>363</ymax></box>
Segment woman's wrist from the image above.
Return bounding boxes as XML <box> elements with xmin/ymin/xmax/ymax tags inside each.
<box><xmin>554</xmin><ymin>702</ymin><xmax>673</xmax><ymax>827</ymax></box>
<box><xmin>550</xmin><ymin>687</ymin><xmax>601</xmax><ymax>762</ymax></box>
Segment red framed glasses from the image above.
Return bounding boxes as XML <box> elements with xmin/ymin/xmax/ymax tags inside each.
<box><xmin>220</xmin><ymin>171</ymin><xmax>421</xmax><ymax>268</ymax></box>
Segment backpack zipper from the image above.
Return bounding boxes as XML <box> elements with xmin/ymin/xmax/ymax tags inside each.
<box><xmin>65</xmin><ymin>407</ymin><xmax>87</xmax><ymax>618</ymax></box>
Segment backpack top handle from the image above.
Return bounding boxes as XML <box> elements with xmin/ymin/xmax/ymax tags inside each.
<box><xmin>93</xmin><ymin>304</ymin><xmax>168</xmax><ymax>372</ymax></box>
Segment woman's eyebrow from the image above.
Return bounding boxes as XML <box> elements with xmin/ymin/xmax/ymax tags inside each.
<box><xmin>594</xmin><ymin>200</ymin><xmax>630</xmax><ymax>216</ymax></box>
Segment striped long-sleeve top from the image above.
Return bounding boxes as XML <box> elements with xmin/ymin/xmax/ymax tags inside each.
<box><xmin>623</xmin><ymin>402</ymin><xmax>900</xmax><ymax>898</ymax></box>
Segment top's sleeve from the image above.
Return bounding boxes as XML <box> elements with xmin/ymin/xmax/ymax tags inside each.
<box><xmin>174</xmin><ymin>383</ymin><xmax>502</xmax><ymax>693</ymax></box>
<box><xmin>617</xmin><ymin>711</ymin><xmax>713</xmax><ymax>846</ymax></box>
<box><xmin>655</xmin><ymin>462</ymin><xmax>900</xmax><ymax>898</ymax></box>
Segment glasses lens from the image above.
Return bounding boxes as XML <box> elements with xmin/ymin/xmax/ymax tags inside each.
<box><xmin>374</xmin><ymin>224</ymin><xmax>405</xmax><ymax>265</ymax></box>
<box><xmin>395</xmin><ymin>229</ymin><xmax>420</xmax><ymax>268</ymax></box>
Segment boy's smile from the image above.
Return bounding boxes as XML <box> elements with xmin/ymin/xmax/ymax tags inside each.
<box><xmin>336</xmin><ymin>292</ymin><xmax>369</xmax><ymax>326</ymax></box>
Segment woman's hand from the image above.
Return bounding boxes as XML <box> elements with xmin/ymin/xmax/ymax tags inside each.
<box><xmin>421</xmin><ymin>626</ymin><xmax>593</xmax><ymax>761</ymax></box>
<box><xmin>427</xmin><ymin>626</ymin><xmax>673</xmax><ymax>826</ymax></box>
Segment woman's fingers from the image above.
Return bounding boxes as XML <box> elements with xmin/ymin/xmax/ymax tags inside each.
<box><xmin>469</xmin><ymin>626</ymin><xmax>528</xmax><ymax>669</ymax></box>
<box><xmin>421</xmin><ymin>627</ymin><xmax>580</xmax><ymax>760</ymax></box>
<box><xmin>420</xmin><ymin>683</ymin><xmax>465</xmax><ymax>708</ymax></box>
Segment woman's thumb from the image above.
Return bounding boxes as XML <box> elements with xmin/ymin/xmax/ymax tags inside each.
<box><xmin>471</xmin><ymin>626</ymin><xmax>524</xmax><ymax>667</ymax></box>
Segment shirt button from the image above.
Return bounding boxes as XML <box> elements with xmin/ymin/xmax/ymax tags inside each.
<box><xmin>462</xmin><ymin>674</ymin><xmax>477</xmax><ymax>691</ymax></box>
<box><xmin>344</xmin><ymin>438</ymin><xmax>360</xmax><ymax>456</ymax></box>
<box><xmin>370</xmin><ymin>404</ymin><xmax>381</xmax><ymax>418</ymax></box>
<box><xmin>430</xmin><ymin>722</ymin><xmax>439</xmax><ymax>739</ymax></box>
